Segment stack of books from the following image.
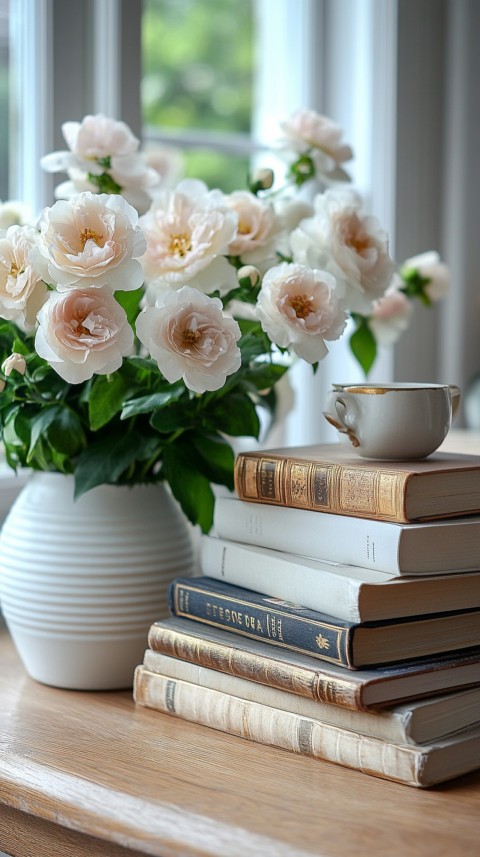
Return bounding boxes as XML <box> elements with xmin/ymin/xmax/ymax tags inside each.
<box><xmin>134</xmin><ymin>443</ymin><xmax>480</xmax><ymax>787</ymax></box>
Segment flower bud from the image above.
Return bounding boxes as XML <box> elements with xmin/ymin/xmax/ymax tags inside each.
<box><xmin>290</xmin><ymin>154</ymin><xmax>316</xmax><ymax>186</ymax></box>
<box><xmin>248</xmin><ymin>168</ymin><xmax>274</xmax><ymax>194</ymax></box>
<box><xmin>237</xmin><ymin>265</ymin><xmax>260</xmax><ymax>289</ymax></box>
<box><xmin>2</xmin><ymin>353</ymin><xmax>27</xmax><ymax>377</ymax></box>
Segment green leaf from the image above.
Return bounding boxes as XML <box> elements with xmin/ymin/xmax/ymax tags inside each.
<box><xmin>121</xmin><ymin>387</ymin><xmax>185</xmax><ymax>419</ymax></box>
<box><xmin>150</xmin><ymin>403</ymin><xmax>192</xmax><ymax>434</ymax></box>
<box><xmin>241</xmin><ymin>362</ymin><xmax>288</xmax><ymax>391</ymax></box>
<box><xmin>28</xmin><ymin>406</ymin><xmax>64</xmax><ymax>461</ymax></box>
<box><xmin>114</xmin><ymin>288</ymin><xmax>144</xmax><ymax>326</ymax></box>
<box><xmin>162</xmin><ymin>442</ymin><xmax>215</xmax><ymax>533</ymax></box>
<box><xmin>349</xmin><ymin>325</ymin><xmax>378</xmax><ymax>376</ymax></box>
<box><xmin>191</xmin><ymin>433</ymin><xmax>235</xmax><ymax>488</ymax></box>
<box><xmin>210</xmin><ymin>393</ymin><xmax>260</xmax><ymax>437</ymax></box>
<box><xmin>46</xmin><ymin>408</ymin><xmax>86</xmax><ymax>456</ymax></box>
<box><xmin>89</xmin><ymin>373</ymin><xmax>128</xmax><ymax>430</ymax></box>
<box><xmin>74</xmin><ymin>430</ymin><xmax>143</xmax><ymax>497</ymax></box>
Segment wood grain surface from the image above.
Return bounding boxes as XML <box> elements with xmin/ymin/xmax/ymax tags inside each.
<box><xmin>0</xmin><ymin>632</ymin><xmax>479</xmax><ymax>857</ymax></box>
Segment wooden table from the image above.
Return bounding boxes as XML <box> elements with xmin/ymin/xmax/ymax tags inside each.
<box><xmin>2</xmin><ymin>430</ymin><xmax>480</xmax><ymax>857</ymax></box>
<box><xmin>0</xmin><ymin>631</ymin><xmax>479</xmax><ymax>857</ymax></box>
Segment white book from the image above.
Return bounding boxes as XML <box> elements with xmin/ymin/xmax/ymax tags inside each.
<box><xmin>200</xmin><ymin>535</ymin><xmax>480</xmax><ymax>622</ymax></box>
<box><xmin>142</xmin><ymin>649</ymin><xmax>480</xmax><ymax>746</ymax></box>
<box><xmin>134</xmin><ymin>665</ymin><xmax>480</xmax><ymax>787</ymax></box>
<box><xmin>213</xmin><ymin>495</ymin><xmax>480</xmax><ymax>575</ymax></box>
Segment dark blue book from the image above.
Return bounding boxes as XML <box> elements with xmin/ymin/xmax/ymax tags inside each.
<box><xmin>168</xmin><ymin>576</ymin><xmax>480</xmax><ymax>669</ymax></box>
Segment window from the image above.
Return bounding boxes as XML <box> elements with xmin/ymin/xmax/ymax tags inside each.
<box><xmin>141</xmin><ymin>0</ymin><xmax>254</xmax><ymax>192</ymax></box>
<box><xmin>0</xmin><ymin>0</ymin><xmax>9</xmax><ymax>200</ymax></box>
<box><xmin>4</xmin><ymin>0</ymin><xmax>479</xmax><ymax>436</ymax></box>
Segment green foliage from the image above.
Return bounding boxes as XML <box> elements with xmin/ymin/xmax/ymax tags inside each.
<box><xmin>0</xmin><ymin>314</ymin><xmax>286</xmax><ymax>530</ymax></box>
<box><xmin>349</xmin><ymin>319</ymin><xmax>378</xmax><ymax>376</ymax></box>
<box><xmin>142</xmin><ymin>0</ymin><xmax>253</xmax><ymax>191</ymax></box>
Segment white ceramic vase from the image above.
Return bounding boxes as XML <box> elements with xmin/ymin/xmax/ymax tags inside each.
<box><xmin>0</xmin><ymin>472</ymin><xmax>195</xmax><ymax>690</ymax></box>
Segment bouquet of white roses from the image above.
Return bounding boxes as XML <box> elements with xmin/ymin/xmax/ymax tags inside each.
<box><xmin>0</xmin><ymin>109</ymin><xmax>448</xmax><ymax>531</ymax></box>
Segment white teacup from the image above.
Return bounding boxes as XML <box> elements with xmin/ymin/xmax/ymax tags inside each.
<box><xmin>323</xmin><ymin>382</ymin><xmax>461</xmax><ymax>460</ymax></box>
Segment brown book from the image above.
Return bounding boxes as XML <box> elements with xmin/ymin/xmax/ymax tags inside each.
<box><xmin>148</xmin><ymin>617</ymin><xmax>480</xmax><ymax>711</ymax></box>
<box><xmin>234</xmin><ymin>443</ymin><xmax>480</xmax><ymax>523</ymax></box>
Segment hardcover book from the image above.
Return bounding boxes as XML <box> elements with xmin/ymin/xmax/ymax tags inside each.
<box><xmin>168</xmin><ymin>576</ymin><xmax>480</xmax><ymax>668</ymax></box>
<box><xmin>234</xmin><ymin>443</ymin><xmax>480</xmax><ymax>523</ymax></box>
<box><xmin>201</xmin><ymin>535</ymin><xmax>480</xmax><ymax>623</ymax></box>
<box><xmin>213</xmin><ymin>495</ymin><xmax>480</xmax><ymax>575</ymax></box>
<box><xmin>148</xmin><ymin>617</ymin><xmax>480</xmax><ymax>710</ymax></box>
<box><xmin>142</xmin><ymin>648</ymin><xmax>480</xmax><ymax>745</ymax></box>
<box><xmin>133</xmin><ymin>666</ymin><xmax>480</xmax><ymax>787</ymax></box>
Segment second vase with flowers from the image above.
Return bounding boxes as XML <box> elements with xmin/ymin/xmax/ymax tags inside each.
<box><xmin>0</xmin><ymin>108</ymin><xmax>448</xmax><ymax>688</ymax></box>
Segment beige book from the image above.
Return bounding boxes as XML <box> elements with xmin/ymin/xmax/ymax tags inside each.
<box><xmin>133</xmin><ymin>665</ymin><xmax>480</xmax><ymax>788</ymax></box>
<box><xmin>142</xmin><ymin>649</ymin><xmax>480</xmax><ymax>745</ymax></box>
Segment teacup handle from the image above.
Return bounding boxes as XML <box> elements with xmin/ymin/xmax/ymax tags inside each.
<box><xmin>323</xmin><ymin>392</ymin><xmax>361</xmax><ymax>448</ymax></box>
<box><xmin>449</xmin><ymin>384</ymin><xmax>461</xmax><ymax>420</ymax></box>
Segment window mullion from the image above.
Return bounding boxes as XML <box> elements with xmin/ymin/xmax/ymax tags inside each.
<box><xmin>9</xmin><ymin>0</ymin><xmax>54</xmax><ymax>214</ymax></box>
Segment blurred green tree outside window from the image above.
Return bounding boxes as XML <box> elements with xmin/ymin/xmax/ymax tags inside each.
<box><xmin>141</xmin><ymin>0</ymin><xmax>254</xmax><ymax>192</ymax></box>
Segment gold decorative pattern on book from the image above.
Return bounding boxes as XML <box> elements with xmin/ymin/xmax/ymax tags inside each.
<box><xmin>235</xmin><ymin>454</ymin><xmax>408</xmax><ymax>520</ymax></box>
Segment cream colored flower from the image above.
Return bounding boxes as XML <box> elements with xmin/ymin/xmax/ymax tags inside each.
<box><xmin>0</xmin><ymin>226</ymin><xmax>48</xmax><ymax>327</ymax></box>
<box><xmin>41</xmin><ymin>115</ymin><xmax>161</xmax><ymax>209</ymax></box>
<box><xmin>136</xmin><ymin>285</ymin><xmax>242</xmax><ymax>394</ymax></box>
<box><xmin>291</xmin><ymin>188</ymin><xmax>394</xmax><ymax>313</ymax></box>
<box><xmin>280</xmin><ymin>108</ymin><xmax>353</xmax><ymax>179</ymax></box>
<box><xmin>0</xmin><ymin>200</ymin><xmax>33</xmax><ymax>229</ymax></box>
<box><xmin>370</xmin><ymin>281</ymin><xmax>413</xmax><ymax>345</ymax></box>
<box><xmin>226</xmin><ymin>191</ymin><xmax>277</xmax><ymax>261</ymax></box>
<box><xmin>35</xmin><ymin>192</ymin><xmax>146</xmax><ymax>292</ymax></box>
<box><xmin>401</xmin><ymin>251</ymin><xmax>450</xmax><ymax>301</ymax></box>
<box><xmin>139</xmin><ymin>179</ymin><xmax>238</xmax><ymax>293</ymax></box>
<box><xmin>256</xmin><ymin>263</ymin><xmax>347</xmax><ymax>363</ymax></box>
<box><xmin>35</xmin><ymin>288</ymin><xmax>134</xmax><ymax>383</ymax></box>
<box><xmin>41</xmin><ymin>114</ymin><xmax>139</xmax><ymax>175</ymax></box>
<box><xmin>2</xmin><ymin>353</ymin><xmax>27</xmax><ymax>376</ymax></box>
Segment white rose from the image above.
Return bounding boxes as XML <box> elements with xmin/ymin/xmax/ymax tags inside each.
<box><xmin>0</xmin><ymin>226</ymin><xmax>48</xmax><ymax>327</ymax></box>
<box><xmin>136</xmin><ymin>285</ymin><xmax>242</xmax><ymax>394</ymax></box>
<box><xmin>41</xmin><ymin>115</ymin><xmax>161</xmax><ymax>209</ymax></box>
<box><xmin>370</xmin><ymin>281</ymin><xmax>414</xmax><ymax>345</ymax></box>
<box><xmin>2</xmin><ymin>353</ymin><xmax>27</xmax><ymax>376</ymax></box>
<box><xmin>279</xmin><ymin>108</ymin><xmax>353</xmax><ymax>178</ymax></box>
<box><xmin>35</xmin><ymin>288</ymin><xmax>134</xmax><ymax>384</ymax></box>
<box><xmin>401</xmin><ymin>251</ymin><xmax>449</xmax><ymax>302</ymax></box>
<box><xmin>63</xmin><ymin>114</ymin><xmax>140</xmax><ymax>160</ymax></box>
<box><xmin>54</xmin><ymin>169</ymin><xmax>154</xmax><ymax>217</ymax></box>
<box><xmin>291</xmin><ymin>188</ymin><xmax>394</xmax><ymax>313</ymax></box>
<box><xmin>226</xmin><ymin>191</ymin><xmax>277</xmax><ymax>260</ymax></box>
<box><xmin>256</xmin><ymin>262</ymin><xmax>347</xmax><ymax>364</ymax></box>
<box><xmin>41</xmin><ymin>114</ymin><xmax>140</xmax><ymax>175</ymax></box>
<box><xmin>139</xmin><ymin>179</ymin><xmax>238</xmax><ymax>292</ymax></box>
<box><xmin>35</xmin><ymin>192</ymin><xmax>146</xmax><ymax>292</ymax></box>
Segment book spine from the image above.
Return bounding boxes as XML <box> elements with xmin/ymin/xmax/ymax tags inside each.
<box><xmin>201</xmin><ymin>536</ymin><xmax>363</xmax><ymax>623</ymax></box>
<box><xmin>147</xmin><ymin>623</ymin><xmax>365</xmax><ymax>710</ymax></box>
<box><xmin>235</xmin><ymin>453</ymin><xmax>410</xmax><ymax>522</ymax></box>
<box><xmin>213</xmin><ymin>498</ymin><xmax>403</xmax><ymax>575</ymax></box>
<box><xmin>134</xmin><ymin>667</ymin><xmax>425</xmax><ymax>787</ymax></box>
<box><xmin>142</xmin><ymin>649</ymin><xmax>409</xmax><ymax>744</ymax></box>
<box><xmin>169</xmin><ymin>579</ymin><xmax>354</xmax><ymax>667</ymax></box>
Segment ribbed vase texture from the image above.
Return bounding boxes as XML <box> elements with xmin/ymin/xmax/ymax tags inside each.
<box><xmin>0</xmin><ymin>473</ymin><xmax>195</xmax><ymax>689</ymax></box>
